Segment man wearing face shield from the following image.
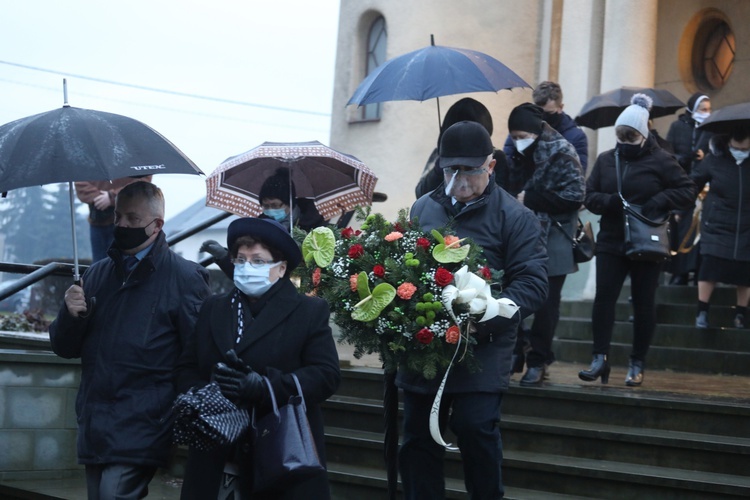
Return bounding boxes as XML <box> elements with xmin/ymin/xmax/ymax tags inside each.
<box><xmin>402</xmin><ymin>121</ymin><xmax>548</xmax><ymax>499</ymax></box>
<box><xmin>49</xmin><ymin>181</ymin><xmax>211</xmax><ymax>499</ymax></box>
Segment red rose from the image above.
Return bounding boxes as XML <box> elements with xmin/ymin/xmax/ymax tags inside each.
<box><xmin>481</xmin><ymin>266</ymin><xmax>492</xmax><ymax>280</ymax></box>
<box><xmin>348</xmin><ymin>244</ymin><xmax>365</xmax><ymax>259</ymax></box>
<box><xmin>416</xmin><ymin>237</ymin><xmax>430</xmax><ymax>251</ymax></box>
<box><xmin>416</xmin><ymin>327</ymin><xmax>434</xmax><ymax>345</ymax></box>
<box><xmin>341</xmin><ymin>227</ymin><xmax>354</xmax><ymax>239</ymax></box>
<box><xmin>393</xmin><ymin>222</ymin><xmax>405</xmax><ymax>233</ymax></box>
<box><xmin>312</xmin><ymin>267</ymin><xmax>322</xmax><ymax>287</ymax></box>
<box><xmin>434</xmin><ymin>267</ymin><xmax>454</xmax><ymax>287</ymax></box>
<box><xmin>373</xmin><ymin>264</ymin><xmax>386</xmax><ymax>278</ymax></box>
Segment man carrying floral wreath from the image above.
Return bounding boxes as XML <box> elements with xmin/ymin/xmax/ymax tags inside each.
<box><xmin>400</xmin><ymin>120</ymin><xmax>549</xmax><ymax>499</ymax></box>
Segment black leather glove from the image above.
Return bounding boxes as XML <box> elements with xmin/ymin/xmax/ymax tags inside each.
<box><xmin>200</xmin><ymin>239</ymin><xmax>228</xmax><ymax>260</ymax></box>
<box><xmin>213</xmin><ymin>363</ymin><xmax>266</xmax><ymax>406</ymax></box>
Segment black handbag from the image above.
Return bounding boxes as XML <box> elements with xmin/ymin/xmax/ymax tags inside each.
<box><xmin>616</xmin><ymin>153</ymin><xmax>671</xmax><ymax>262</ymax></box>
<box><xmin>553</xmin><ymin>217</ymin><xmax>595</xmax><ymax>263</ymax></box>
<box><xmin>252</xmin><ymin>373</ymin><xmax>324</xmax><ymax>492</ymax></box>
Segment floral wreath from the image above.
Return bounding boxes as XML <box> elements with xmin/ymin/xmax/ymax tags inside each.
<box><xmin>295</xmin><ymin>208</ymin><xmax>509</xmax><ymax>380</ymax></box>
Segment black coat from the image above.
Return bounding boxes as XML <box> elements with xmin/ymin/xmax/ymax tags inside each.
<box><xmin>691</xmin><ymin>137</ymin><xmax>750</xmax><ymax>261</ymax></box>
<box><xmin>585</xmin><ymin>136</ymin><xmax>696</xmax><ymax>256</ymax></box>
<box><xmin>666</xmin><ymin>112</ymin><xmax>713</xmax><ymax>174</ymax></box>
<box><xmin>49</xmin><ymin>231</ymin><xmax>210</xmax><ymax>467</ymax></box>
<box><xmin>174</xmin><ymin>278</ymin><xmax>340</xmax><ymax>499</ymax></box>
<box><xmin>401</xmin><ymin>180</ymin><xmax>548</xmax><ymax>394</ymax></box>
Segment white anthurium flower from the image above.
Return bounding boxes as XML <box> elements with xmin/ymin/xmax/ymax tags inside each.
<box><xmin>441</xmin><ymin>265</ymin><xmax>520</xmax><ymax>322</ymax></box>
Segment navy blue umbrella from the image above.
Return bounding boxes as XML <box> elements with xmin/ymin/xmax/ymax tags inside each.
<box><xmin>347</xmin><ymin>35</ymin><xmax>530</xmax><ymax>124</ymax></box>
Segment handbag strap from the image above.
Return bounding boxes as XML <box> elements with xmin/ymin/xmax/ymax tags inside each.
<box><xmin>290</xmin><ymin>373</ymin><xmax>307</xmax><ymax>412</ymax></box>
<box><xmin>615</xmin><ymin>152</ymin><xmax>668</xmax><ymax>226</ymax></box>
<box><xmin>252</xmin><ymin>376</ymin><xmax>279</xmax><ymax>426</ymax></box>
<box><xmin>551</xmin><ymin>218</ymin><xmax>580</xmax><ymax>245</ymax></box>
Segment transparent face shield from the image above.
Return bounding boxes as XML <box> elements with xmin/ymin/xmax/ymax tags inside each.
<box><xmin>442</xmin><ymin>166</ymin><xmax>487</xmax><ymax>197</ymax></box>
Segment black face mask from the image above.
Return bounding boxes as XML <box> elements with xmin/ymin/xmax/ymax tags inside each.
<box><xmin>616</xmin><ymin>141</ymin><xmax>643</xmax><ymax>160</ymax></box>
<box><xmin>542</xmin><ymin>111</ymin><xmax>562</xmax><ymax>129</ymax></box>
<box><xmin>113</xmin><ymin>219</ymin><xmax>156</xmax><ymax>250</ymax></box>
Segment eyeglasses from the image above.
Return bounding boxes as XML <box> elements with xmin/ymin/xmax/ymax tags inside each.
<box><xmin>442</xmin><ymin>166</ymin><xmax>487</xmax><ymax>176</ymax></box>
<box><xmin>230</xmin><ymin>257</ymin><xmax>276</xmax><ymax>267</ymax></box>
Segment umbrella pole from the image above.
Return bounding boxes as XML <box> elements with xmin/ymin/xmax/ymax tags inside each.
<box><xmin>436</xmin><ymin>96</ymin><xmax>442</xmax><ymax>129</ymax></box>
<box><xmin>68</xmin><ymin>181</ymin><xmax>80</xmax><ymax>283</ymax></box>
<box><xmin>288</xmin><ymin>169</ymin><xmax>294</xmax><ymax>230</ymax></box>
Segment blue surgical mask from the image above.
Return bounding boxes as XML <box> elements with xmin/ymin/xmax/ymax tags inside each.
<box><xmin>233</xmin><ymin>261</ymin><xmax>281</xmax><ymax>297</ymax></box>
<box><xmin>729</xmin><ymin>147</ymin><xmax>750</xmax><ymax>165</ymax></box>
<box><xmin>263</xmin><ymin>208</ymin><xmax>288</xmax><ymax>222</ymax></box>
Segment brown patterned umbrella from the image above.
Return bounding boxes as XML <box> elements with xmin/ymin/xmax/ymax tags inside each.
<box><xmin>206</xmin><ymin>141</ymin><xmax>378</xmax><ymax>222</ymax></box>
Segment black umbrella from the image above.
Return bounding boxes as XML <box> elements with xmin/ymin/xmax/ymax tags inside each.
<box><xmin>698</xmin><ymin>101</ymin><xmax>750</xmax><ymax>134</ymax></box>
<box><xmin>0</xmin><ymin>80</ymin><xmax>203</xmax><ymax>281</ymax></box>
<box><xmin>575</xmin><ymin>86</ymin><xmax>685</xmax><ymax>129</ymax></box>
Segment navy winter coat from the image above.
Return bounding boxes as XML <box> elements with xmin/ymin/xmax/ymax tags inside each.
<box><xmin>49</xmin><ymin>231</ymin><xmax>210</xmax><ymax>467</ymax></box>
<box><xmin>400</xmin><ymin>180</ymin><xmax>548</xmax><ymax>395</ymax></box>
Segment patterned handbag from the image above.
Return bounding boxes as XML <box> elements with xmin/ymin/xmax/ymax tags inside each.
<box><xmin>172</xmin><ymin>381</ymin><xmax>250</xmax><ymax>451</ymax></box>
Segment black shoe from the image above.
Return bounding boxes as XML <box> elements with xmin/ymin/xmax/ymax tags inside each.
<box><xmin>520</xmin><ymin>366</ymin><xmax>545</xmax><ymax>387</ymax></box>
<box><xmin>625</xmin><ymin>359</ymin><xmax>644</xmax><ymax>386</ymax></box>
<box><xmin>733</xmin><ymin>313</ymin><xmax>745</xmax><ymax>329</ymax></box>
<box><xmin>695</xmin><ymin>311</ymin><xmax>709</xmax><ymax>329</ymax></box>
<box><xmin>669</xmin><ymin>274</ymin><xmax>688</xmax><ymax>285</ymax></box>
<box><xmin>578</xmin><ymin>354</ymin><xmax>610</xmax><ymax>384</ymax></box>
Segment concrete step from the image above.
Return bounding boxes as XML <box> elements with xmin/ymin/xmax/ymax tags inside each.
<box><xmin>559</xmin><ymin>300</ymin><xmax>747</xmax><ymax>327</ymax></box>
<box><xmin>619</xmin><ymin>283</ymin><xmax>738</xmax><ymax>305</ymax></box>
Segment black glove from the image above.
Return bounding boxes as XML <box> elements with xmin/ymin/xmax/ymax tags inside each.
<box><xmin>474</xmin><ymin>313</ymin><xmax>520</xmax><ymax>343</ymax></box>
<box><xmin>200</xmin><ymin>239</ymin><xmax>228</xmax><ymax>260</ymax></box>
<box><xmin>213</xmin><ymin>362</ymin><xmax>266</xmax><ymax>406</ymax></box>
<box><xmin>607</xmin><ymin>194</ymin><xmax>624</xmax><ymax>213</ymax></box>
<box><xmin>640</xmin><ymin>200</ymin><xmax>661</xmax><ymax>220</ymax></box>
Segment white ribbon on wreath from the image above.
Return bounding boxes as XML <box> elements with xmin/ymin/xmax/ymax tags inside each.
<box><xmin>429</xmin><ymin>265</ymin><xmax>520</xmax><ymax>450</ymax></box>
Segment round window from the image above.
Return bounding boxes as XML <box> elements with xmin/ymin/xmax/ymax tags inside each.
<box><xmin>691</xmin><ymin>16</ymin><xmax>735</xmax><ymax>90</ymax></box>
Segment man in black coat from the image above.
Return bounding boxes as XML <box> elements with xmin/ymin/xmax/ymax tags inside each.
<box><xmin>400</xmin><ymin>121</ymin><xmax>548</xmax><ymax>499</ymax></box>
<box><xmin>503</xmin><ymin>81</ymin><xmax>589</xmax><ymax>173</ymax></box>
<box><xmin>49</xmin><ymin>181</ymin><xmax>211</xmax><ymax>499</ymax></box>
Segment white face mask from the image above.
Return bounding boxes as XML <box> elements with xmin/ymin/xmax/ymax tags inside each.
<box><xmin>692</xmin><ymin>111</ymin><xmax>710</xmax><ymax>124</ymax></box>
<box><xmin>234</xmin><ymin>261</ymin><xmax>281</xmax><ymax>297</ymax></box>
<box><xmin>729</xmin><ymin>147</ymin><xmax>750</xmax><ymax>165</ymax></box>
<box><xmin>514</xmin><ymin>137</ymin><xmax>535</xmax><ymax>154</ymax></box>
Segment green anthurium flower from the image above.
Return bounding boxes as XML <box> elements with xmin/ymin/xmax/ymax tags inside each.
<box><xmin>356</xmin><ymin>271</ymin><xmax>370</xmax><ymax>300</ymax></box>
<box><xmin>433</xmin><ymin>241</ymin><xmax>470</xmax><ymax>263</ymax></box>
<box><xmin>351</xmin><ymin>282</ymin><xmax>397</xmax><ymax>322</ymax></box>
<box><xmin>301</xmin><ymin>227</ymin><xmax>336</xmax><ymax>267</ymax></box>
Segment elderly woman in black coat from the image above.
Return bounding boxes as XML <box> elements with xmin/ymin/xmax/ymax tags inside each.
<box><xmin>691</xmin><ymin>127</ymin><xmax>750</xmax><ymax>329</ymax></box>
<box><xmin>581</xmin><ymin>95</ymin><xmax>695</xmax><ymax>387</ymax></box>
<box><xmin>175</xmin><ymin>217</ymin><xmax>340</xmax><ymax>499</ymax></box>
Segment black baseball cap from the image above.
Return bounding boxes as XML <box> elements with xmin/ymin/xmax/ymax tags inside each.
<box><xmin>439</xmin><ymin>121</ymin><xmax>494</xmax><ymax>169</ymax></box>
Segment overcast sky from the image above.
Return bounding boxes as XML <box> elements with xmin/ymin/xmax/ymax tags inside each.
<box><xmin>0</xmin><ymin>0</ymin><xmax>340</xmax><ymax>220</ymax></box>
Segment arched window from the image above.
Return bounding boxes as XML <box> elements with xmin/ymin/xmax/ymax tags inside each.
<box><xmin>362</xmin><ymin>16</ymin><xmax>387</xmax><ymax>120</ymax></box>
<box><xmin>694</xmin><ymin>19</ymin><xmax>735</xmax><ymax>90</ymax></box>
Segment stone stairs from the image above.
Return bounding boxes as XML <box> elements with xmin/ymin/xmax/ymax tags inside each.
<box><xmin>324</xmin><ymin>282</ymin><xmax>750</xmax><ymax>498</ymax></box>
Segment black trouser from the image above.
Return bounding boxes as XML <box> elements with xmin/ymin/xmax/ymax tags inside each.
<box><xmin>591</xmin><ymin>252</ymin><xmax>662</xmax><ymax>362</ymax></box>
<box><xmin>85</xmin><ymin>464</ymin><xmax>156</xmax><ymax>500</ymax></box>
<box><xmin>525</xmin><ymin>274</ymin><xmax>566</xmax><ymax>367</ymax></box>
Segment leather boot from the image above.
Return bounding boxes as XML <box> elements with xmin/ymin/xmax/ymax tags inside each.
<box><xmin>625</xmin><ymin>359</ymin><xmax>644</xmax><ymax>386</ymax></box>
<box><xmin>578</xmin><ymin>354</ymin><xmax>610</xmax><ymax>384</ymax></box>
<box><xmin>519</xmin><ymin>365</ymin><xmax>545</xmax><ymax>387</ymax></box>
<box><xmin>695</xmin><ymin>311</ymin><xmax>709</xmax><ymax>329</ymax></box>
